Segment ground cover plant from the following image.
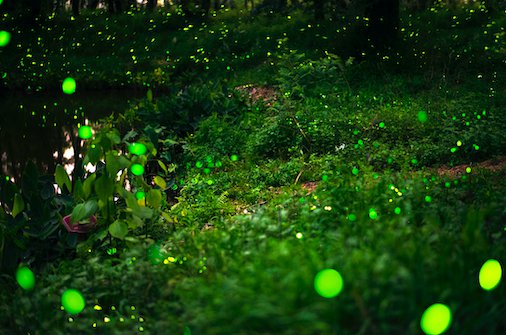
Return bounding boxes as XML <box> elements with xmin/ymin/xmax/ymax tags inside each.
<box><xmin>1</xmin><ymin>0</ymin><xmax>506</xmax><ymax>334</ymax></box>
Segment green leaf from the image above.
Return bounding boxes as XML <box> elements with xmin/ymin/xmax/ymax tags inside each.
<box><xmin>82</xmin><ymin>173</ymin><xmax>96</xmax><ymax>199</ymax></box>
<box><xmin>94</xmin><ymin>175</ymin><xmax>115</xmax><ymax>202</ymax></box>
<box><xmin>109</xmin><ymin>220</ymin><xmax>128</xmax><ymax>240</ymax></box>
<box><xmin>85</xmin><ymin>146</ymin><xmax>102</xmax><ymax>165</ymax></box>
<box><xmin>55</xmin><ymin>165</ymin><xmax>72</xmax><ymax>193</ymax></box>
<box><xmin>73</xmin><ymin>180</ymin><xmax>85</xmax><ymax>201</ymax></box>
<box><xmin>153</xmin><ymin>176</ymin><xmax>167</xmax><ymax>190</ymax></box>
<box><xmin>146</xmin><ymin>189</ymin><xmax>163</xmax><ymax>209</ymax></box>
<box><xmin>12</xmin><ymin>194</ymin><xmax>24</xmax><ymax>218</ymax></box>
<box><xmin>106</xmin><ymin>153</ymin><xmax>130</xmax><ymax>176</ymax></box>
<box><xmin>71</xmin><ymin>200</ymin><xmax>98</xmax><ymax>223</ymax></box>
<box><xmin>157</xmin><ymin>160</ymin><xmax>168</xmax><ymax>174</ymax></box>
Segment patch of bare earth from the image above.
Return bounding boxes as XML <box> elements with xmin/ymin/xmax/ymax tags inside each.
<box><xmin>235</xmin><ymin>84</ymin><xmax>279</xmax><ymax>106</ymax></box>
<box><xmin>436</xmin><ymin>156</ymin><xmax>506</xmax><ymax>178</ymax></box>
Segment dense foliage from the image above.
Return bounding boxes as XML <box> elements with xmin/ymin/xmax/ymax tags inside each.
<box><xmin>1</xmin><ymin>0</ymin><xmax>506</xmax><ymax>334</ymax></box>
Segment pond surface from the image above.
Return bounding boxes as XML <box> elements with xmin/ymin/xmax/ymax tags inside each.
<box><xmin>0</xmin><ymin>89</ymin><xmax>145</xmax><ymax>181</ymax></box>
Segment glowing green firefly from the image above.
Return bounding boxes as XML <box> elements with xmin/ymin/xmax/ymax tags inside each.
<box><xmin>131</xmin><ymin>164</ymin><xmax>144</xmax><ymax>176</ymax></box>
<box><xmin>479</xmin><ymin>259</ymin><xmax>502</xmax><ymax>291</ymax></box>
<box><xmin>394</xmin><ymin>207</ymin><xmax>401</xmax><ymax>215</ymax></box>
<box><xmin>314</xmin><ymin>269</ymin><xmax>344</xmax><ymax>298</ymax></box>
<box><xmin>62</xmin><ymin>77</ymin><xmax>76</xmax><ymax>95</ymax></box>
<box><xmin>230</xmin><ymin>154</ymin><xmax>238</xmax><ymax>161</ymax></box>
<box><xmin>61</xmin><ymin>289</ymin><xmax>85</xmax><ymax>315</ymax></box>
<box><xmin>16</xmin><ymin>266</ymin><xmax>35</xmax><ymax>291</ymax></box>
<box><xmin>0</xmin><ymin>31</ymin><xmax>10</xmax><ymax>47</ymax></box>
<box><xmin>78</xmin><ymin>125</ymin><xmax>92</xmax><ymax>139</ymax></box>
<box><xmin>348</xmin><ymin>213</ymin><xmax>357</xmax><ymax>221</ymax></box>
<box><xmin>418</xmin><ymin>111</ymin><xmax>428</xmax><ymax>123</ymax></box>
<box><xmin>369</xmin><ymin>208</ymin><xmax>378</xmax><ymax>219</ymax></box>
<box><xmin>420</xmin><ymin>303</ymin><xmax>452</xmax><ymax>335</ymax></box>
<box><xmin>128</xmin><ymin>143</ymin><xmax>147</xmax><ymax>156</ymax></box>
<box><xmin>352</xmin><ymin>167</ymin><xmax>359</xmax><ymax>175</ymax></box>
<box><xmin>135</xmin><ymin>191</ymin><xmax>145</xmax><ymax>200</ymax></box>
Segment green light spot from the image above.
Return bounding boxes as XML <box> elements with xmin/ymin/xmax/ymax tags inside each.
<box><xmin>131</xmin><ymin>164</ymin><xmax>144</xmax><ymax>176</ymax></box>
<box><xmin>450</xmin><ymin>147</ymin><xmax>457</xmax><ymax>153</ymax></box>
<box><xmin>418</xmin><ymin>111</ymin><xmax>428</xmax><ymax>123</ymax></box>
<box><xmin>352</xmin><ymin>167</ymin><xmax>359</xmax><ymax>175</ymax></box>
<box><xmin>207</xmin><ymin>179</ymin><xmax>214</xmax><ymax>185</ymax></box>
<box><xmin>16</xmin><ymin>266</ymin><xmax>35</xmax><ymax>291</ymax></box>
<box><xmin>78</xmin><ymin>126</ymin><xmax>92</xmax><ymax>139</ymax></box>
<box><xmin>445</xmin><ymin>182</ymin><xmax>451</xmax><ymax>188</ymax></box>
<box><xmin>479</xmin><ymin>259</ymin><xmax>502</xmax><ymax>291</ymax></box>
<box><xmin>215</xmin><ymin>161</ymin><xmax>222</xmax><ymax>168</ymax></box>
<box><xmin>369</xmin><ymin>208</ymin><xmax>378</xmax><ymax>219</ymax></box>
<box><xmin>195</xmin><ymin>161</ymin><xmax>203</xmax><ymax>168</ymax></box>
<box><xmin>348</xmin><ymin>213</ymin><xmax>357</xmax><ymax>221</ymax></box>
<box><xmin>379</xmin><ymin>122</ymin><xmax>385</xmax><ymax>128</ymax></box>
<box><xmin>322</xmin><ymin>175</ymin><xmax>328</xmax><ymax>181</ymax></box>
<box><xmin>62</xmin><ymin>77</ymin><xmax>76</xmax><ymax>95</ymax></box>
<box><xmin>135</xmin><ymin>191</ymin><xmax>145</xmax><ymax>200</ymax></box>
<box><xmin>466</xmin><ymin>167</ymin><xmax>471</xmax><ymax>173</ymax></box>
<box><xmin>314</xmin><ymin>269</ymin><xmax>343</xmax><ymax>298</ymax></box>
<box><xmin>129</xmin><ymin>143</ymin><xmax>147</xmax><ymax>156</ymax></box>
<box><xmin>230</xmin><ymin>154</ymin><xmax>238</xmax><ymax>161</ymax></box>
<box><xmin>425</xmin><ymin>195</ymin><xmax>432</xmax><ymax>202</ymax></box>
<box><xmin>0</xmin><ymin>31</ymin><xmax>11</xmax><ymax>47</ymax></box>
<box><xmin>394</xmin><ymin>207</ymin><xmax>401</xmax><ymax>215</ymax></box>
<box><xmin>420</xmin><ymin>303</ymin><xmax>452</xmax><ymax>335</ymax></box>
<box><xmin>61</xmin><ymin>289</ymin><xmax>86</xmax><ymax>315</ymax></box>
<box><xmin>204</xmin><ymin>168</ymin><xmax>211</xmax><ymax>174</ymax></box>
<box><xmin>411</xmin><ymin>159</ymin><xmax>418</xmax><ymax>165</ymax></box>
<box><xmin>473</xmin><ymin>144</ymin><xmax>480</xmax><ymax>150</ymax></box>
<box><xmin>299</xmin><ymin>197</ymin><xmax>306</xmax><ymax>204</ymax></box>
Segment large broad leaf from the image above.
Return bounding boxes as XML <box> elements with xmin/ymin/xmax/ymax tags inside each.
<box><xmin>73</xmin><ymin>179</ymin><xmax>85</xmax><ymax>202</ymax></box>
<box><xmin>82</xmin><ymin>173</ymin><xmax>96</xmax><ymax>199</ymax></box>
<box><xmin>12</xmin><ymin>194</ymin><xmax>25</xmax><ymax>218</ymax></box>
<box><xmin>153</xmin><ymin>176</ymin><xmax>167</xmax><ymax>190</ymax></box>
<box><xmin>55</xmin><ymin>164</ymin><xmax>72</xmax><ymax>193</ymax></box>
<box><xmin>105</xmin><ymin>152</ymin><xmax>130</xmax><ymax>176</ymax></box>
<box><xmin>146</xmin><ymin>189</ymin><xmax>163</xmax><ymax>209</ymax></box>
<box><xmin>71</xmin><ymin>200</ymin><xmax>98</xmax><ymax>224</ymax></box>
<box><xmin>94</xmin><ymin>175</ymin><xmax>115</xmax><ymax>202</ymax></box>
<box><xmin>109</xmin><ymin>220</ymin><xmax>128</xmax><ymax>240</ymax></box>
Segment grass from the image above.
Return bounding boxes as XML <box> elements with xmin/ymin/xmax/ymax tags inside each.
<box><xmin>1</xmin><ymin>2</ymin><xmax>506</xmax><ymax>334</ymax></box>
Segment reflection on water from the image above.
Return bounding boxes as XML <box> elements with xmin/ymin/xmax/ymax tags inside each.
<box><xmin>0</xmin><ymin>89</ymin><xmax>144</xmax><ymax>180</ymax></box>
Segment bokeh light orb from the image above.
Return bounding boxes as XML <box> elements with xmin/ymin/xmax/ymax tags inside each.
<box><xmin>0</xmin><ymin>31</ymin><xmax>10</xmax><ymax>47</ymax></box>
<box><xmin>131</xmin><ymin>164</ymin><xmax>144</xmax><ymax>176</ymax></box>
<box><xmin>129</xmin><ymin>143</ymin><xmax>147</xmax><ymax>156</ymax></box>
<box><xmin>418</xmin><ymin>111</ymin><xmax>428</xmax><ymax>123</ymax></box>
<box><xmin>479</xmin><ymin>259</ymin><xmax>502</xmax><ymax>291</ymax></box>
<box><xmin>420</xmin><ymin>303</ymin><xmax>452</xmax><ymax>335</ymax></box>
<box><xmin>135</xmin><ymin>191</ymin><xmax>146</xmax><ymax>200</ymax></box>
<box><xmin>16</xmin><ymin>266</ymin><xmax>35</xmax><ymax>291</ymax></box>
<box><xmin>314</xmin><ymin>268</ymin><xmax>343</xmax><ymax>298</ymax></box>
<box><xmin>78</xmin><ymin>125</ymin><xmax>92</xmax><ymax>139</ymax></box>
<box><xmin>61</xmin><ymin>289</ymin><xmax>85</xmax><ymax>315</ymax></box>
<box><xmin>62</xmin><ymin>77</ymin><xmax>76</xmax><ymax>95</ymax></box>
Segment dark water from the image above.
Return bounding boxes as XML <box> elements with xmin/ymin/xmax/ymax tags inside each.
<box><xmin>0</xmin><ymin>89</ymin><xmax>145</xmax><ymax>180</ymax></box>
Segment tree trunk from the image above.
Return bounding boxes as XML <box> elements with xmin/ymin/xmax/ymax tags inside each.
<box><xmin>72</xmin><ymin>0</ymin><xmax>80</xmax><ymax>16</ymax></box>
<box><xmin>147</xmin><ymin>0</ymin><xmax>157</xmax><ymax>11</ymax></box>
<box><xmin>314</xmin><ymin>0</ymin><xmax>324</xmax><ymax>20</ymax></box>
<box><xmin>364</xmin><ymin>0</ymin><xmax>399</xmax><ymax>49</ymax></box>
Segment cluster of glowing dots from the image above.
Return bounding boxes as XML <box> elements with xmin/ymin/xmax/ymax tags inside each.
<box><xmin>131</xmin><ymin>164</ymin><xmax>145</xmax><ymax>176</ymax></box>
<box><xmin>420</xmin><ymin>303</ymin><xmax>452</xmax><ymax>335</ymax></box>
<box><xmin>16</xmin><ymin>266</ymin><xmax>35</xmax><ymax>291</ymax></box>
<box><xmin>0</xmin><ymin>30</ymin><xmax>11</xmax><ymax>47</ymax></box>
<box><xmin>78</xmin><ymin>125</ymin><xmax>93</xmax><ymax>139</ymax></box>
<box><xmin>129</xmin><ymin>142</ymin><xmax>147</xmax><ymax>156</ymax></box>
<box><xmin>62</xmin><ymin>77</ymin><xmax>76</xmax><ymax>95</ymax></box>
<box><xmin>61</xmin><ymin>289</ymin><xmax>86</xmax><ymax>315</ymax></box>
<box><xmin>479</xmin><ymin>259</ymin><xmax>502</xmax><ymax>291</ymax></box>
<box><xmin>314</xmin><ymin>269</ymin><xmax>344</xmax><ymax>298</ymax></box>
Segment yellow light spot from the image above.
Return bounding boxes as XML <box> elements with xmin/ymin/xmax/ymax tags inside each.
<box><xmin>104</xmin><ymin>317</ymin><xmax>111</xmax><ymax>323</ymax></box>
<box><xmin>479</xmin><ymin>259</ymin><xmax>502</xmax><ymax>291</ymax></box>
<box><xmin>93</xmin><ymin>305</ymin><xmax>102</xmax><ymax>311</ymax></box>
<box><xmin>420</xmin><ymin>303</ymin><xmax>452</xmax><ymax>335</ymax></box>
